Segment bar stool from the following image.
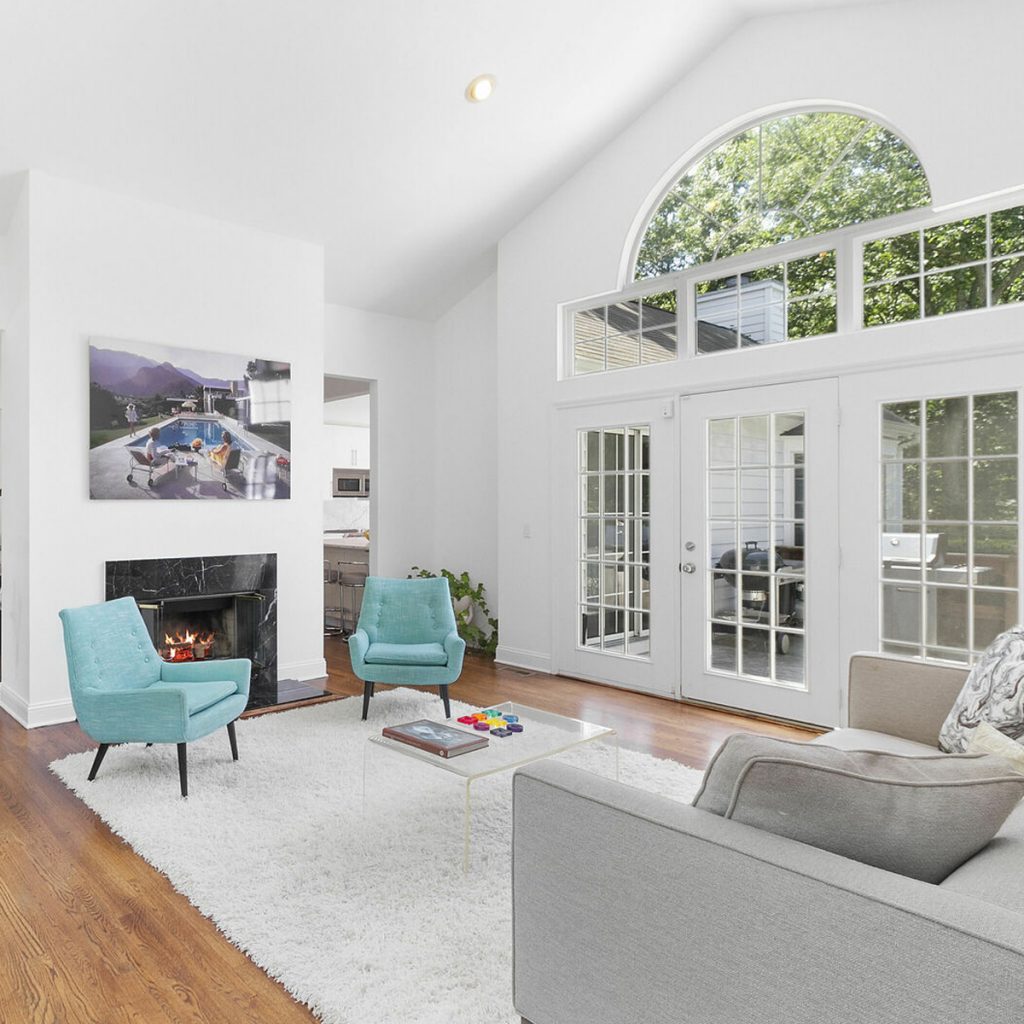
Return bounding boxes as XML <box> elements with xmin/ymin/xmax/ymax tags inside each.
<box><xmin>324</xmin><ymin>558</ymin><xmax>344</xmax><ymax>635</ymax></box>
<box><xmin>338</xmin><ymin>559</ymin><xmax>368</xmax><ymax>637</ymax></box>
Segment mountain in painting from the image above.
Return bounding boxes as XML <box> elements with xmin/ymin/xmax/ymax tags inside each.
<box><xmin>89</xmin><ymin>346</ymin><xmax>232</xmax><ymax>397</ymax></box>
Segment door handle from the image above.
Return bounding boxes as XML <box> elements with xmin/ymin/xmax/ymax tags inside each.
<box><xmin>682</xmin><ymin>562</ymin><xmax>696</xmax><ymax>574</ymax></box>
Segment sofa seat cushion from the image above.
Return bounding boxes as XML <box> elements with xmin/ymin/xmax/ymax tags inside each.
<box><xmin>364</xmin><ymin>642</ymin><xmax>448</xmax><ymax>666</ymax></box>
<box><xmin>941</xmin><ymin>801</ymin><xmax>1024</xmax><ymax>913</ymax></box>
<box><xmin>147</xmin><ymin>679</ymin><xmax>237</xmax><ymax>715</ymax></box>
<box><xmin>694</xmin><ymin>733</ymin><xmax>1024</xmax><ymax>883</ymax></box>
<box><xmin>811</xmin><ymin>728</ymin><xmax>939</xmax><ymax>757</ymax></box>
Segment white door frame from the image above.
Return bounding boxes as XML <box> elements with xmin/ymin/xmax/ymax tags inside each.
<box><xmin>679</xmin><ymin>378</ymin><xmax>842</xmax><ymax>726</ymax></box>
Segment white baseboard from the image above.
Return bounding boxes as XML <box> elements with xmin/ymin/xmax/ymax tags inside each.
<box><xmin>495</xmin><ymin>645</ymin><xmax>552</xmax><ymax>674</ymax></box>
<box><xmin>279</xmin><ymin>657</ymin><xmax>328</xmax><ymax>682</ymax></box>
<box><xmin>1</xmin><ymin>687</ymin><xmax>77</xmax><ymax>729</ymax></box>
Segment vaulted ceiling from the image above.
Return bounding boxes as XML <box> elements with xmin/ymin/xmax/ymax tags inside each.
<box><xmin>0</xmin><ymin>0</ymin><xmax>897</xmax><ymax>318</ymax></box>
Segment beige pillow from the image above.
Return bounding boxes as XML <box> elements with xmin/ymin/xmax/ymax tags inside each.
<box><xmin>967</xmin><ymin>721</ymin><xmax>1024</xmax><ymax>773</ymax></box>
<box><xmin>693</xmin><ymin>733</ymin><xmax>1024</xmax><ymax>883</ymax></box>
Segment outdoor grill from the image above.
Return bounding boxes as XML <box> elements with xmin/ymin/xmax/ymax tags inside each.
<box><xmin>881</xmin><ymin>532</ymin><xmax>947</xmax><ymax>645</ymax></box>
<box><xmin>715</xmin><ymin>542</ymin><xmax>802</xmax><ymax>654</ymax></box>
<box><xmin>881</xmin><ymin>532</ymin><xmax>947</xmax><ymax>571</ymax></box>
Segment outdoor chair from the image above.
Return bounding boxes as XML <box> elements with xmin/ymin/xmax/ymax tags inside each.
<box><xmin>348</xmin><ymin>576</ymin><xmax>466</xmax><ymax>720</ymax></box>
<box><xmin>127</xmin><ymin>448</ymin><xmax>177</xmax><ymax>488</ymax></box>
<box><xmin>211</xmin><ymin>447</ymin><xmax>244</xmax><ymax>491</ymax></box>
<box><xmin>58</xmin><ymin>597</ymin><xmax>251</xmax><ymax>797</ymax></box>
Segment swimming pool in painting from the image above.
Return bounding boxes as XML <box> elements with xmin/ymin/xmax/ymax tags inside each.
<box><xmin>125</xmin><ymin>418</ymin><xmax>254</xmax><ymax>452</ymax></box>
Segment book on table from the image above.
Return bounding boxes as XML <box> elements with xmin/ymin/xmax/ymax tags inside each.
<box><xmin>381</xmin><ymin>719</ymin><xmax>489</xmax><ymax>758</ymax></box>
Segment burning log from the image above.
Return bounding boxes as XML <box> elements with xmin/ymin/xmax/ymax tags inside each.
<box><xmin>163</xmin><ymin>628</ymin><xmax>216</xmax><ymax>662</ymax></box>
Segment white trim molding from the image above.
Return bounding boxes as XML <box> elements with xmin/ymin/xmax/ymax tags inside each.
<box><xmin>279</xmin><ymin>657</ymin><xmax>328</xmax><ymax>682</ymax></box>
<box><xmin>495</xmin><ymin>645</ymin><xmax>553</xmax><ymax>674</ymax></box>
<box><xmin>1</xmin><ymin>687</ymin><xmax>77</xmax><ymax>729</ymax></box>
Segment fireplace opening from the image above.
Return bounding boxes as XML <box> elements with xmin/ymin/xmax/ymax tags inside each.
<box><xmin>138</xmin><ymin>593</ymin><xmax>265</xmax><ymax>672</ymax></box>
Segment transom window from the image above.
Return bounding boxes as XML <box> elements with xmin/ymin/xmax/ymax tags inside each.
<box><xmin>695</xmin><ymin>250</ymin><xmax>837</xmax><ymax>354</ymax></box>
<box><xmin>863</xmin><ymin>204</ymin><xmax>1024</xmax><ymax>326</ymax></box>
<box><xmin>635</xmin><ymin>111</ymin><xmax>930</xmax><ymax>280</ymax></box>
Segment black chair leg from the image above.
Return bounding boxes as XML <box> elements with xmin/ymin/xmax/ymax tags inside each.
<box><xmin>88</xmin><ymin>743</ymin><xmax>110</xmax><ymax>781</ymax></box>
<box><xmin>439</xmin><ymin>685</ymin><xmax>451</xmax><ymax>719</ymax></box>
<box><xmin>177</xmin><ymin>743</ymin><xmax>188</xmax><ymax>798</ymax></box>
<box><xmin>361</xmin><ymin>682</ymin><xmax>374</xmax><ymax>721</ymax></box>
<box><xmin>227</xmin><ymin>721</ymin><xmax>239</xmax><ymax>761</ymax></box>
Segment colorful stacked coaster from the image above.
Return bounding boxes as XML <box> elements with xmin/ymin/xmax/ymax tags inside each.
<box><xmin>481</xmin><ymin>710</ymin><xmax>524</xmax><ymax>737</ymax></box>
<box><xmin>458</xmin><ymin>709</ymin><xmax>525</xmax><ymax>737</ymax></box>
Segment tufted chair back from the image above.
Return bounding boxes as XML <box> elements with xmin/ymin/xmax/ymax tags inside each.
<box><xmin>59</xmin><ymin>597</ymin><xmax>162</xmax><ymax>702</ymax></box>
<box><xmin>357</xmin><ymin>577</ymin><xmax>457</xmax><ymax>645</ymax></box>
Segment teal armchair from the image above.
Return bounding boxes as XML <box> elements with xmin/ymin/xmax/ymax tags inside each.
<box><xmin>348</xmin><ymin>576</ymin><xmax>466</xmax><ymax>720</ymax></box>
<box><xmin>58</xmin><ymin>597</ymin><xmax>250</xmax><ymax>796</ymax></box>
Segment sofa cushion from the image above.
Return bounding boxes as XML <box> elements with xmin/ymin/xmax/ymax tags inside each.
<box><xmin>939</xmin><ymin>626</ymin><xmax>1024</xmax><ymax>752</ymax></box>
<box><xmin>941</xmin><ymin>800</ymin><xmax>1024</xmax><ymax>913</ymax></box>
<box><xmin>810</xmin><ymin>728</ymin><xmax>939</xmax><ymax>757</ymax></box>
<box><xmin>966</xmin><ymin>721</ymin><xmax>1024</xmax><ymax>773</ymax></box>
<box><xmin>693</xmin><ymin>734</ymin><xmax>1024</xmax><ymax>883</ymax></box>
<box><xmin>364</xmin><ymin>641</ymin><xmax>448</xmax><ymax>666</ymax></box>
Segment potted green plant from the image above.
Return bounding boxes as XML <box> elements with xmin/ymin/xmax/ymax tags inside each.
<box><xmin>408</xmin><ymin>567</ymin><xmax>499</xmax><ymax>656</ymax></box>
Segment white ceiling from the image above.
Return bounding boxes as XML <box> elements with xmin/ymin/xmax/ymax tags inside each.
<box><xmin>0</xmin><ymin>0</ymin><xmax>895</xmax><ymax>320</ymax></box>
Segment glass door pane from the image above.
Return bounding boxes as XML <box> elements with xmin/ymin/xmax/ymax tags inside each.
<box><xmin>879</xmin><ymin>391</ymin><xmax>1019</xmax><ymax>663</ymax></box>
<box><xmin>707</xmin><ymin>411</ymin><xmax>806</xmax><ymax>687</ymax></box>
<box><xmin>578</xmin><ymin>425</ymin><xmax>651</xmax><ymax>658</ymax></box>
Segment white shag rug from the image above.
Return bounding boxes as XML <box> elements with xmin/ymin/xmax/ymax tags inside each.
<box><xmin>51</xmin><ymin>687</ymin><xmax>704</xmax><ymax>1024</ymax></box>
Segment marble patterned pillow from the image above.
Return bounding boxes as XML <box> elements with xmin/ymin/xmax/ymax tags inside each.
<box><xmin>939</xmin><ymin>626</ymin><xmax>1024</xmax><ymax>752</ymax></box>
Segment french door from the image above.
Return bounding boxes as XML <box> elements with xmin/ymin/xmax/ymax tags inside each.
<box><xmin>679</xmin><ymin>380</ymin><xmax>841</xmax><ymax>725</ymax></box>
<box><xmin>555</xmin><ymin>399</ymin><xmax>678</xmax><ymax>696</ymax></box>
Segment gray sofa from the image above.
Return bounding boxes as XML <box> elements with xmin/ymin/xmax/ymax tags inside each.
<box><xmin>512</xmin><ymin>654</ymin><xmax>1024</xmax><ymax>1024</ymax></box>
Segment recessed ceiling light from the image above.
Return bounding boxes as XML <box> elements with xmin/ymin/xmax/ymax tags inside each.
<box><xmin>465</xmin><ymin>74</ymin><xmax>496</xmax><ymax>103</ymax></box>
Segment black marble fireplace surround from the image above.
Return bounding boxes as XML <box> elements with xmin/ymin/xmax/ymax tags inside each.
<box><xmin>105</xmin><ymin>554</ymin><xmax>280</xmax><ymax>710</ymax></box>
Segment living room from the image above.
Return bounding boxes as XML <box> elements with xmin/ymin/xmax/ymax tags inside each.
<box><xmin>2</xmin><ymin>1</ymin><xmax>1023</xmax><ymax>1022</ymax></box>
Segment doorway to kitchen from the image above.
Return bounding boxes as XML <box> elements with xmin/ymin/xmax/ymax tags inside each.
<box><xmin>323</xmin><ymin>375</ymin><xmax>375</xmax><ymax>646</ymax></box>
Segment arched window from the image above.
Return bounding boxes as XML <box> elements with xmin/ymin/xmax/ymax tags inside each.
<box><xmin>635</xmin><ymin>111</ymin><xmax>930</xmax><ymax>280</ymax></box>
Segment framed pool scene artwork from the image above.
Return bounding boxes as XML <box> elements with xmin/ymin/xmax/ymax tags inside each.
<box><xmin>88</xmin><ymin>337</ymin><xmax>292</xmax><ymax>500</ymax></box>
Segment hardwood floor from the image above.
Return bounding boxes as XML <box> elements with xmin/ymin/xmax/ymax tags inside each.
<box><xmin>0</xmin><ymin>639</ymin><xmax>819</xmax><ymax>1023</ymax></box>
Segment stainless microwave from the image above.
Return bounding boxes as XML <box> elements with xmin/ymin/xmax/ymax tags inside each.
<box><xmin>333</xmin><ymin>470</ymin><xmax>370</xmax><ymax>497</ymax></box>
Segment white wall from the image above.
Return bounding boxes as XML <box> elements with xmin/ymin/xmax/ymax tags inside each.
<box><xmin>494</xmin><ymin>0</ymin><xmax>1024</xmax><ymax>671</ymax></box>
<box><xmin>323</xmin><ymin>303</ymin><xmax>435</xmax><ymax>579</ymax></box>
<box><xmin>432</xmin><ymin>274</ymin><xmax>499</xmax><ymax>622</ymax></box>
<box><xmin>322</xmin><ymin>277</ymin><xmax>499</xmax><ymax>626</ymax></box>
<box><xmin>1</xmin><ymin>172</ymin><xmax>325</xmax><ymax>726</ymax></box>
<box><xmin>0</xmin><ymin>177</ymin><xmax>30</xmax><ymax>699</ymax></box>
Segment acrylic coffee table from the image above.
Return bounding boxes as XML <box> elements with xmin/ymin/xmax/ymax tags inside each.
<box><xmin>363</xmin><ymin>701</ymin><xmax>618</xmax><ymax>871</ymax></box>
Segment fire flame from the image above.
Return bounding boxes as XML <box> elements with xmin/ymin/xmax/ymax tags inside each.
<box><xmin>164</xmin><ymin>629</ymin><xmax>215</xmax><ymax>647</ymax></box>
<box><xmin>163</xmin><ymin>628</ymin><xmax>217</xmax><ymax>662</ymax></box>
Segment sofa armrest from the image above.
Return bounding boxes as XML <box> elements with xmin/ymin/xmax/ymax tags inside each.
<box><xmin>513</xmin><ymin>761</ymin><xmax>1024</xmax><ymax>1024</ymax></box>
<box><xmin>847</xmin><ymin>652</ymin><xmax>968</xmax><ymax>744</ymax></box>
<box><xmin>160</xmin><ymin>657</ymin><xmax>251</xmax><ymax>699</ymax></box>
<box><xmin>78</xmin><ymin>686</ymin><xmax>189</xmax><ymax>742</ymax></box>
<box><xmin>348</xmin><ymin>628</ymin><xmax>369</xmax><ymax>671</ymax></box>
<box><xmin>443</xmin><ymin>630</ymin><xmax>466</xmax><ymax>675</ymax></box>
